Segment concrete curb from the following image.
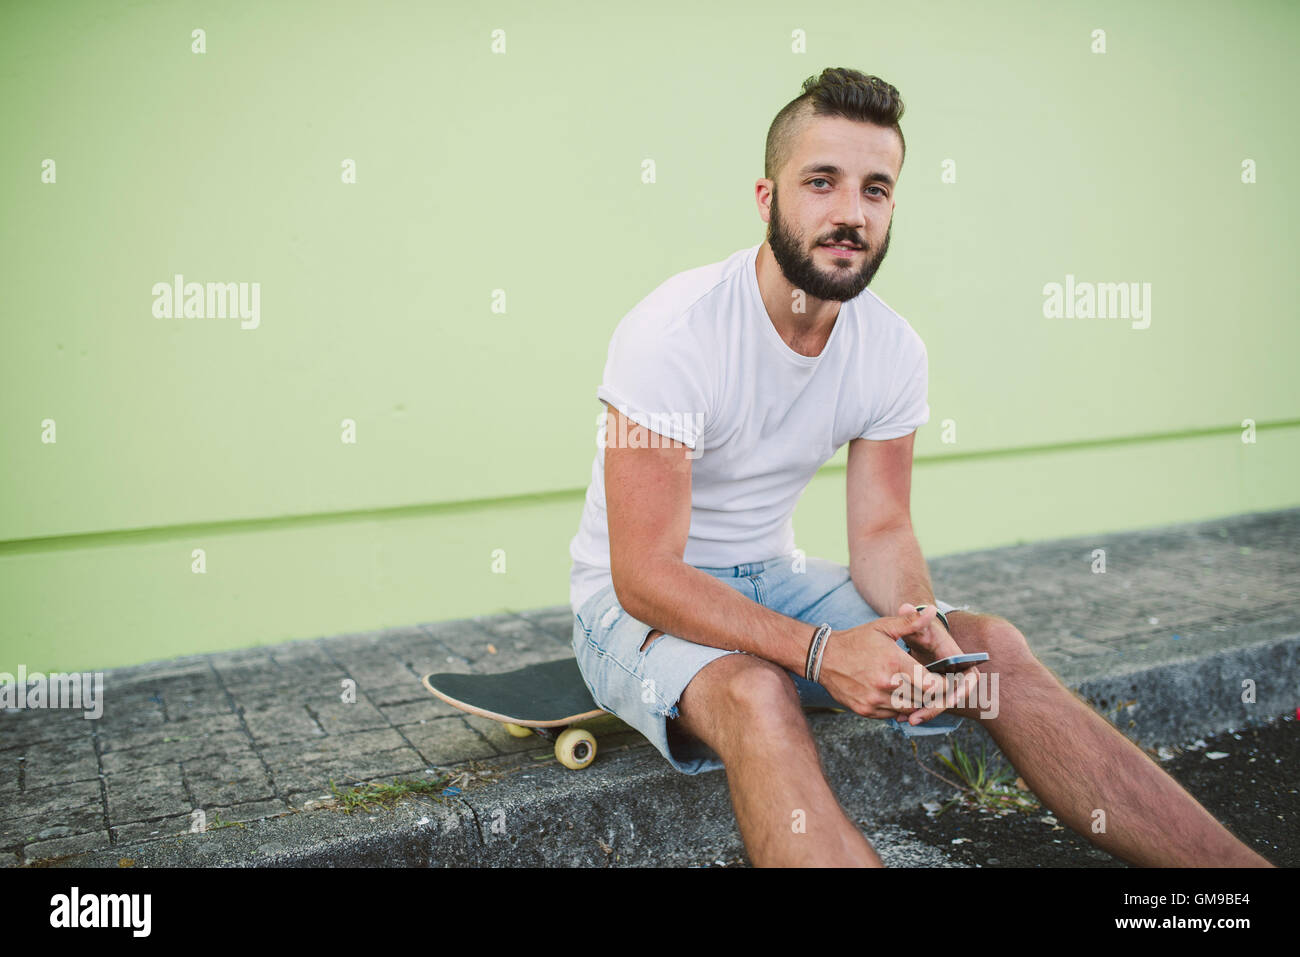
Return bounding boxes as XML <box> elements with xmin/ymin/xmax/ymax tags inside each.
<box><xmin>60</xmin><ymin>628</ymin><xmax>1299</xmax><ymax>867</ymax></box>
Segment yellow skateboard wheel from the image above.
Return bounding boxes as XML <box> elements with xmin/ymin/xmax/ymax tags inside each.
<box><xmin>555</xmin><ymin>727</ymin><xmax>597</xmax><ymax>770</ymax></box>
<box><xmin>504</xmin><ymin>723</ymin><xmax>534</xmax><ymax>738</ymax></box>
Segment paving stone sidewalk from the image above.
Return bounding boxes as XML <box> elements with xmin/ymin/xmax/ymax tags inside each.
<box><xmin>2</xmin><ymin>508</ymin><xmax>1298</xmax><ymax>866</ymax></box>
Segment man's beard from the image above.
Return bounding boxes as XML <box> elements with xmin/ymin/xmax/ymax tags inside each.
<box><xmin>767</xmin><ymin>188</ymin><xmax>891</xmax><ymax>302</ymax></box>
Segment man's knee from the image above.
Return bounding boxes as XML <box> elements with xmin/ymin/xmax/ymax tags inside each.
<box><xmin>677</xmin><ymin>654</ymin><xmax>801</xmax><ymax>747</ymax></box>
<box><xmin>683</xmin><ymin>653</ymin><xmax>799</xmax><ymax>713</ymax></box>
<box><xmin>720</xmin><ymin>656</ymin><xmax>801</xmax><ymax>715</ymax></box>
<box><xmin>946</xmin><ymin>612</ymin><xmax>1053</xmax><ymax>721</ymax></box>
<box><xmin>949</xmin><ymin>611</ymin><xmax>1036</xmax><ymax>671</ymax></box>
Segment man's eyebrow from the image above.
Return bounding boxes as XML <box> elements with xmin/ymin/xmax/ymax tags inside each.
<box><xmin>798</xmin><ymin>163</ymin><xmax>895</xmax><ymax>189</ymax></box>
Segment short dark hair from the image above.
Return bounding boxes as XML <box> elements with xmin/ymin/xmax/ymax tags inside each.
<box><xmin>764</xmin><ymin>68</ymin><xmax>906</xmax><ymax>182</ymax></box>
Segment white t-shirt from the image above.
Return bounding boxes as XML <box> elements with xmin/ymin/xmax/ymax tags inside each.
<box><xmin>568</xmin><ymin>241</ymin><xmax>930</xmax><ymax>615</ymax></box>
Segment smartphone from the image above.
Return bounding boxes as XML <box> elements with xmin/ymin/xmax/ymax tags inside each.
<box><xmin>926</xmin><ymin>652</ymin><xmax>989</xmax><ymax>674</ymax></box>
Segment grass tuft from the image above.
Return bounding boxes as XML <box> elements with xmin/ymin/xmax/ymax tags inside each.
<box><xmin>327</xmin><ymin>775</ymin><xmax>451</xmax><ymax>814</ymax></box>
<box><xmin>930</xmin><ymin>738</ymin><xmax>1041</xmax><ymax>816</ymax></box>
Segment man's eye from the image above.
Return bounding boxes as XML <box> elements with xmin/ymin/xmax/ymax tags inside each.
<box><xmin>810</xmin><ymin>179</ymin><xmax>885</xmax><ymax>196</ymax></box>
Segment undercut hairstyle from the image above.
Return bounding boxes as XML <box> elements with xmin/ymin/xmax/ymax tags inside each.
<box><xmin>764</xmin><ymin>68</ymin><xmax>906</xmax><ymax>183</ymax></box>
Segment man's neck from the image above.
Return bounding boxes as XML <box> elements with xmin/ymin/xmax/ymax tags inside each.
<box><xmin>754</xmin><ymin>241</ymin><xmax>841</xmax><ymax>358</ymax></box>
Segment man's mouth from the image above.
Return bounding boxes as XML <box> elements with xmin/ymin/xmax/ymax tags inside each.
<box><xmin>820</xmin><ymin>242</ymin><xmax>862</xmax><ymax>256</ymax></box>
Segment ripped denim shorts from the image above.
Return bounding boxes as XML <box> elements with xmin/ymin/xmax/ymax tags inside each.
<box><xmin>571</xmin><ymin>554</ymin><xmax>962</xmax><ymax>774</ymax></box>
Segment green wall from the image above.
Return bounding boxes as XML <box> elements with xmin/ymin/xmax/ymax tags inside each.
<box><xmin>2</xmin><ymin>0</ymin><xmax>1297</xmax><ymax>671</ymax></box>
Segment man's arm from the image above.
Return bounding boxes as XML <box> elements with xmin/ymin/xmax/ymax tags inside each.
<box><xmin>603</xmin><ymin>403</ymin><xmax>815</xmax><ymax>673</ymax></box>
<box><xmin>845</xmin><ymin>430</ymin><xmax>977</xmax><ymax>726</ymax></box>
<box><xmin>845</xmin><ymin>431</ymin><xmax>940</xmax><ymax>615</ymax></box>
<box><xmin>849</xmin><ymin>522</ymin><xmax>939</xmax><ymax>618</ymax></box>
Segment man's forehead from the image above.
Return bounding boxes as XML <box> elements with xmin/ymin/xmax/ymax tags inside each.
<box><xmin>791</xmin><ymin>116</ymin><xmax>902</xmax><ymax>176</ymax></box>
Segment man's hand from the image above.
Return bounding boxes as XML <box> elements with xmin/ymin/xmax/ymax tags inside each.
<box><xmin>893</xmin><ymin>602</ymin><xmax>980</xmax><ymax>727</ymax></box>
<box><xmin>816</xmin><ymin>606</ymin><xmax>968</xmax><ymax>722</ymax></box>
<box><xmin>895</xmin><ymin>602</ymin><xmax>961</xmax><ymax>665</ymax></box>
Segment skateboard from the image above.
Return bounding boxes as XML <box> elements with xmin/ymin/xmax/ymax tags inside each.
<box><xmin>422</xmin><ymin>658</ymin><xmax>608</xmax><ymax>769</ymax></box>
<box><xmin>423</xmin><ymin>656</ymin><xmax>848</xmax><ymax>771</ymax></box>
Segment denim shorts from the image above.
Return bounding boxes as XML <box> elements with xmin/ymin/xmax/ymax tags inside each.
<box><xmin>571</xmin><ymin>554</ymin><xmax>964</xmax><ymax>775</ymax></box>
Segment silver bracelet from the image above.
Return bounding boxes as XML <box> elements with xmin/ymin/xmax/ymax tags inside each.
<box><xmin>805</xmin><ymin>622</ymin><xmax>832</xmax><ymax>682</ymax></box>
<box><xmin>804</xmin><ymin>624</ymin><xmax>824</xmax><ymax>680</ymax></box>
<box><xmin>811</xmin><ymin>626</ymin><xmax>833</xmax><ymax>684</ymax></box>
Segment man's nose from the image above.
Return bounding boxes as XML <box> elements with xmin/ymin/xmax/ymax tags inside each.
<box><xmin>832</xmin><ymin>193</ymin><xmax>867</xmax><ymax>230</ymax></box>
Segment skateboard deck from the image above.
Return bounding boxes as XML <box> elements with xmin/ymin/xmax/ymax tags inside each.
<box><xmin>422</xmin><ymin>658</ymin><xmax>608</xmax><ymax>769</ymax></box>
<box><xmin>423</xmin><ymin>655</ymin><xmax>847</xmax><ymax>770</ymax></box>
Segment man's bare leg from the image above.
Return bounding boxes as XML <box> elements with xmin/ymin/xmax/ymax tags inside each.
<box><xmin>943</xmin><ymin>612</ymin><xmax>1273</xmax><ymax>867</ymax></box>
<box><xmin>672</xmin><ymin>648</ymin><xmax>878</xmax><ymax>866</ymax></box>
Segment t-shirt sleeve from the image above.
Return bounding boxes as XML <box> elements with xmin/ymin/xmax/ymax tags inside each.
<box><xmin>859</xmin><ymin>345</ymin><xmax>930</xmax><ymax>441</ymax></box>
<box><xmin>595</xmin><ymin>312</ymin><xmax>712</xmax><ymax>450</ymax></box>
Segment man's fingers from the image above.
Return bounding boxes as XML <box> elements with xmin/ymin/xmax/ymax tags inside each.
<box><xmin>906</xmin><ymin>666</ymin><xmax>981</xmax><ymax>725</ymax></box>
<box><xmin>901</xmin><ymin>603</ymin><xmax>937</xmax><ymax>632</ymax></box>
<box><xmin>887</xmin><ymin>658</ymin><xmax>946</xmax><ymax>709</ymax></box>
<box><xmin>879</xmin><ymin>605</ymin><xmax>937</xmax><ymax>642</ymax></box>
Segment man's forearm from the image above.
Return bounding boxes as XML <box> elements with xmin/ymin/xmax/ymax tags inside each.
<box><xmin>613</xmin><ymin>557</ymin><xmax>816</xmax><ymax>674</ymax></box>
<box><xmin>848</xmin><ymin>524</ymin><xmax>937</xmax><ymax>618</ymax></box>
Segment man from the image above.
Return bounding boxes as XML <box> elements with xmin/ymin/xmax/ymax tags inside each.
<box><xmin>567</xmin><ymin>67</ymin><xmax>1270</xmax><ymax>867</ymax></box>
